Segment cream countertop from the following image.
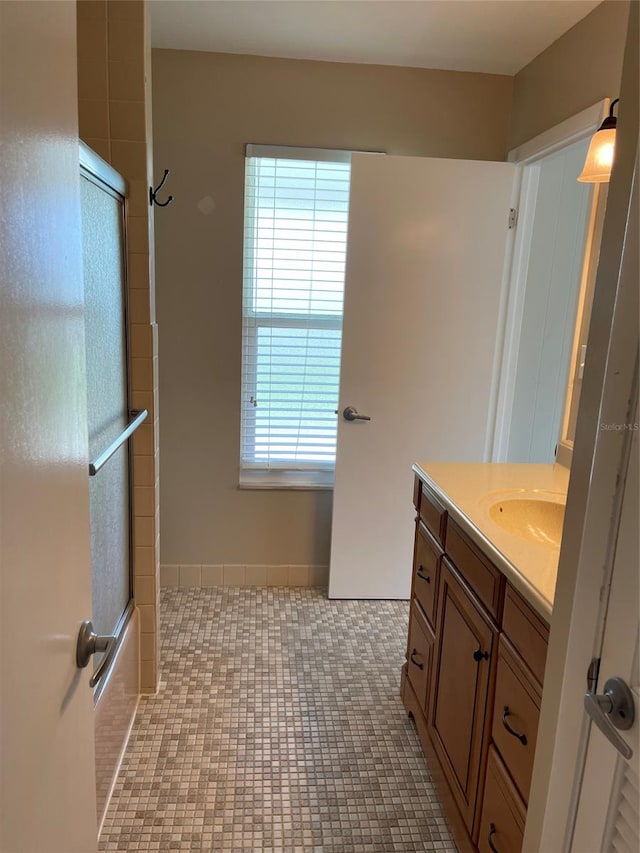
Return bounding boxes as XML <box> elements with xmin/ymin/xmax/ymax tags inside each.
<box><xmin>412</xmin><ymin>462</ymin><xmax>571</xmax><ymax>622</ymax></box>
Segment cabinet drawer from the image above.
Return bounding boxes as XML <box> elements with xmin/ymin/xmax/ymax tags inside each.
<box><xmin>418</xmin><ymin>481</ymin><xmax>447</xmax><ymax>545</ymax></box>
<box><xmin>502</xmin><ymin>585</ymin><xmax>549</xmax><ymax>687</ymax></box>
<box><xmin>446</xmin><ymin>519</ymin><xmax>504</xmax><ymax>619</ymax></box>
<box><xmin>477</xmin><ymin>747</ymin><xmax>526</xmax><ymax>853</ymax></box>
<box><xmin>413</xmin><ymin>522</ymin><xmax>442</xmax><ymax>628</ymax></box>
<box><xmin>407</xmin><ymin>602</ymin><xmax>432</xmax><ymax>711</ymax></box>
<box><xmin>492</xmin><ymin>638</ymin><xmax>541</xmax><ymax>804</ymax></box>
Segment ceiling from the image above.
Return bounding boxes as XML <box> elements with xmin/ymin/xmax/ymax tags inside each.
<box><xmin>150</xmin><ymin>0</ymin><xmax>601</xmax><ymax>76</ymax></box>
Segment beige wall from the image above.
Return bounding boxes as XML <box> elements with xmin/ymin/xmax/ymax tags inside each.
<box><xmin>152</xmin><ymin>49</ymin><xmax>513</xmax><ymax>568</ymax></box>
<box><xmin>77</xmin><ymin>0</ymin><xmax>160</xmax><ymax>692</ymax></box>
<box><xmin>509</xmin><ymin>0</ymin><xmax>629</xmax><ymax>149</ymax></box>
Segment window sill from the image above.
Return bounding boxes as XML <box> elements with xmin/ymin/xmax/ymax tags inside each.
<box><xmin>239</xmin><ymin>469</ymin><xmax>334</xmax><ymax>490</ymax></box>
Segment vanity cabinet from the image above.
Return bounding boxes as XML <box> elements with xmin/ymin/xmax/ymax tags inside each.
<box><xmin>402</xmin><ymin>476</ymin><xmax>550</xmax><ymax>853</ymax></box>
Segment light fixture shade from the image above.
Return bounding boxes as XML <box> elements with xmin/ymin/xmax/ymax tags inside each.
<box><xmin>577</xmin><ymin>128</ymin><xmax>617</xmax><ymax>182</ymax></box>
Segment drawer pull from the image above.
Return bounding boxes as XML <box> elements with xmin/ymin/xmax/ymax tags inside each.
<box><xmin>416</xmin><ymin>566</ymin><xmax>431</xmax><ymax>584</ymax></box>
<box><xmin>488</xmin><ymin>823</ymin><xmax>499</xmax><ymax>853</ymax></box>
<box><xmin>473</xmin><ymin>648</ymin><xmax>490</xmax><ymax>662</ymax></box>
<box><xmin>501</xmin><ymin>706</ymin><xmax>528</xmax><ymax>745</ymax></box>
<box><xmin>410</xmin><ymin>649</ymin><xmax>424</xmax><ymax>670</ymax></box>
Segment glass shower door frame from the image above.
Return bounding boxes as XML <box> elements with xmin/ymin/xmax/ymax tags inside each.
<box><xmin>80</xmin><ymin>142</ymin><xmax>137</xmax><ymax>700</ymax></box>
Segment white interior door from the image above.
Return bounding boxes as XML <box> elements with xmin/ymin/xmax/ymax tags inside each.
<box><xmin>570</xmin><ymin>415</ymin><xmax>639</xmax><ymax>851</ymax></box>
<box><xmin>0</xmin><ymin>3</ymin><xmax>98</xmax><ymax>851</ymax></box>
<box><xmin>329</xmin><ymin>154</ymin><xmax>516</xmax><ymax>599</ymax></box>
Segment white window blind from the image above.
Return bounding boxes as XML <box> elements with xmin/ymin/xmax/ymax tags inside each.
<box><xmin>240</xmin><ymin>145</ymin><xmax>351</xmax><ymax>488</ymax></box>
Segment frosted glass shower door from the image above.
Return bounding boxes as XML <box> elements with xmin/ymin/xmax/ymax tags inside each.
<box><xmin>81</xmin><ymin>162</ymin><xmax>132</xmax><ymax>679</ymax></box>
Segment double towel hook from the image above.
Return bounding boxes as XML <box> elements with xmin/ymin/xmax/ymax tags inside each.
<box><xmin>150</xmin><ymin>169</ymin><xmax>174</xmax><ymax>207</ymax></box>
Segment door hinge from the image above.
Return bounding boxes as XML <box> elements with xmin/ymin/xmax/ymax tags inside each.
<box><xmin>508</xmin><ymin>208</ymin><xmax>518</xmax><ymax>229</ymax></box>
<box><xmin>587</xmin><ymin>657</ymin><xmax>601</xmax><ymax>693</ymax></box>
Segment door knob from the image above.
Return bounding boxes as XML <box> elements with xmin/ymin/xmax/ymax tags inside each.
<box><xmin>343</xmin><ymin>406</ymin><xmax>371</xmax><ymax>422</ymax></box>
<box><xmin>584</xmin><ymin>676</ymin><xmax>635</xmax><ymax>759</ymax></box>
<box><xmin>76</xmin><ymin>620</ymin><xmax>117</xmax><ymax>688</ymax></box>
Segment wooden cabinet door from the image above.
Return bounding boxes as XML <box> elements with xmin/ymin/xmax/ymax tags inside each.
<box><xmin>428</xmin><ymin>558</ymin><xmax>497</xmax><ymax>837</ymax></box>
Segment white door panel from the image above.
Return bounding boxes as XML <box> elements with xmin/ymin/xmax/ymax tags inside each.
<box><xmin>0</xmin><ymin>3</ymin><xmax>98</xmax><ymax>851</ymax></box>
<box><xmin>329</xmin><ymin>155</ymin><xmax>516</xmax><ymax>599</ymax></box>
<box><xmin>568</xmin><ymin>158</ymin><xmax>639</xmax><ymax>852</ymax></box>
<box><xmin>571</xmin><ymin>424</ymin><xmax>639</xmax><ymax>852</ymax></box>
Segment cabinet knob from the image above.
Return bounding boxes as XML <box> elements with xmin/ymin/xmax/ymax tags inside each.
<box><xmin>473</xmin><ymin>648</ymin><xmax>489</xmax><ymax>662</ymax></box>
<box><xmin>488</xmin><ymin>823</ymin><xmax>499</xmax><ymax>853</ymax></box>
<box><xmin>416</xmin><ymin>566</ymin><xmax>431</xmax><ymax>583</ymax></box>
<box><xmin>410</xmin><ymin>649</ymin><xmax>424</xmax><ymax>670</ymax></box>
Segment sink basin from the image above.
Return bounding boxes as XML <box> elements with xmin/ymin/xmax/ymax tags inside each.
<box><xmin>488</xmin><ymin>497</ymin><xmax>565</xmax><ymax>548</ymax></box>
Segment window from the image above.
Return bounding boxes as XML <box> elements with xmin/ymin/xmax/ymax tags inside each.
<box><xmin>240</xmin><ymin>145</ymin><xmax>351</xmax><ymax>488</ymax></box>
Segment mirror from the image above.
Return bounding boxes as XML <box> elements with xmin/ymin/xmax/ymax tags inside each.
<box><xmin>499</xmin><ymin>120</ymin><xmax>607</xmax><ymax>468</ymax></box>
<box><xmin>559</xmin><ymin>184</ymin><xmax>608</xmax><ymax>459</ymax></box>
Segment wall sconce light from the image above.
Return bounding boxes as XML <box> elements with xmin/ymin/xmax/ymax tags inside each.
<box><xmin>578</xmin><ymin>98</ymin><xmax>619</xmax><ymax>183</ymax></box>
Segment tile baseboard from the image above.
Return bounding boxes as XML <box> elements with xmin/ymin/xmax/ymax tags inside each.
<box><xmin>160</xmin><ymin>563</ymin><xmax>329</xmax><ymax>589</ymax></box>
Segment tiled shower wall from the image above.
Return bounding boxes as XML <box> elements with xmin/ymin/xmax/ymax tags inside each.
<box><xmin>77</xmin><ymin>0</ymin><xmax>159</xmax><ymax>693</ymax></box>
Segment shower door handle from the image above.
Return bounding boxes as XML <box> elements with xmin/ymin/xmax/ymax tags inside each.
<box><xmin>76</xmin><ymin>620</ymin><xmax>117</xmax><ymax>688</ymax></box>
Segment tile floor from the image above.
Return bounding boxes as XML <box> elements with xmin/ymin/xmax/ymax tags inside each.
<box><xmin>99</xmin><ymin>587</ymin><xmax>456</xmax><ymax>852</ymax></box>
